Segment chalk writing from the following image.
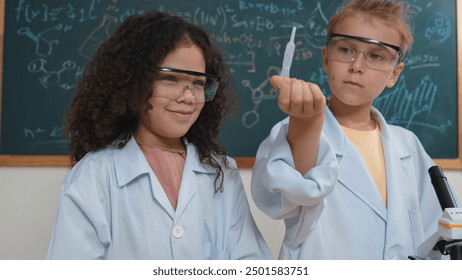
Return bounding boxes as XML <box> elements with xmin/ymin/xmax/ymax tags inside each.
<box><xmin>17</xmin><ymin>24</ymin><xmax>64</xmax><ymax>57</ymax></box>
<box><xmin>425</xmin><ymin>12</ymin><xmax>451</xmax><ymax>44</ymax></box>
<box><xmin>24</xmin><ymin>126</ymin><xmax>64</xmax><ymax>139</ymax></box>
<box><xmin>27</xmin><ymin>58</ymin><xmax>78</xmax><ymax>90</ymax></box>
<box><xmin>404</xmin><ymin>53</ymin><xmax>440</xmax><ymax>70</ymax></box>
<box><xmin>79</xmin><ymin>15</ymin><xmax>118</xmax><ymax>59</ymax></box>
<box><xmin>15</xmin><ymin>0</ymin><xmax>100</xmax><ymax>23</ymax></box>
<box><xmin>239</xmin><ymin>0</ymin><xmax>305</xmax><ymax>15</ymax></box>
<box><xmin>304</xmin><ymin>2</ymin><xmax>328</xmax><ymax>49</ymax></box>
<box><xmin>374</xmin><ymin>76</ymin><xmax>447</xmax><ymax>131</ymax></box>
<box><xmin>230</xmin><ymin>15</ymin><xmax>274</xmax><ymax>31</ymax></box>
<box><xmin>241</xmin><ymin>66</ymin><xmax>279</xmax><ymax>128</ymax></box>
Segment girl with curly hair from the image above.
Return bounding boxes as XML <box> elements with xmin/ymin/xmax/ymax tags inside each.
<box><xmin>47</xmin><ymin>11</ymin><xmax>270</xmax><ymax>260</ymax></box>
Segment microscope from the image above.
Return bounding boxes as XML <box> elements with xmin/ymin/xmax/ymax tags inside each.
<box><xmin>411</xmin><ymin>166</ymin><xmax>462</xmax><ymax>260</ymax></box>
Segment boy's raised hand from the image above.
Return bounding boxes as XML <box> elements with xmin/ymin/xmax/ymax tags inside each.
<box><xmin>269</xmin><ymin>75</ymin><xmax>326</xmax><ymax>173</ymax></box>
<box><xmin>270</xmin><ymin>75</ymin><xmax>326</xmax><ymax>120</ymax></box>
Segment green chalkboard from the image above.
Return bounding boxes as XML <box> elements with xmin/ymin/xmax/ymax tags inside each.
<box><xmin>1</xmin><ymin>0</ymin><xmax>461</xmax><ymax>168</ymax></box>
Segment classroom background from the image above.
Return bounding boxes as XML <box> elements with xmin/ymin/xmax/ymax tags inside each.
<box><xmin>2</xmin><ymin>0</ymin><xmax>462</xmax><ymax>259</ymax></box>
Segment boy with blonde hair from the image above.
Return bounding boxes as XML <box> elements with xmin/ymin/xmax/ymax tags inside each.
<box><xmin>251</xmin><ymin>0</ymin><xmax>445</xmax><ymax>259</ymax></box>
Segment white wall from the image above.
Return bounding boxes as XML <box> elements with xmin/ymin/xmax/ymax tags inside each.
<box><xmin>1</xmin><ymin>166</ymin><xmax>461</xmax><ymax>260</ymax></box>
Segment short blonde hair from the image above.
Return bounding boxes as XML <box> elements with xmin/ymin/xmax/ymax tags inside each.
<box><xmin>327</xmin><ymin>0</ymin><xmax>414</xmax><ymax>54</ymax></box>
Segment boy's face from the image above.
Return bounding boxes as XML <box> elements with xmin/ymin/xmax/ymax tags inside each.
<box><xmin>322</xmin><ymin>13</ymin><xmax>404</xmax><ymax>107</ymax></box>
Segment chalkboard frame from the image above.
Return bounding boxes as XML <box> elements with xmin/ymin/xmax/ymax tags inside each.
<box><xmin>1</xmin><ymin>1</ymin><xmax>462</xmax><ymax>169</ymax></box>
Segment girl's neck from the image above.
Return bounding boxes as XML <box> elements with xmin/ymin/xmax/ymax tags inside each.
<box><xmin>133</xmin><ymin>133</ymin><xmax>185</xmax><ymax>152</ymax></box>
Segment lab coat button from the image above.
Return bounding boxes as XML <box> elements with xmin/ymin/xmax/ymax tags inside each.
<box><xmin>388</xmin><ymin>249</ymin><xmax>396</xmax><ymax>258</ymax></box>
<box><xmin>172</xmin><ymin>226</ymin><xmax>184</xmax><ymax>238</ymax></box>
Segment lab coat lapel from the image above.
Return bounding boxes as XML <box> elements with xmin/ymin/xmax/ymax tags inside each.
<box><xmin>147</xmin><ymin>142</ymin><xmax>208</xmax><ymax>221</ymax></box>
<box><xmin>174</xmin><ymin>143</ymin><xmax>205</xmax><ymax>221</ymax></box>
<box><xmin>149</xmin><ymin>174</ymin><xmax>176</xmax><ymax>218</ymax></box>
<box><xmin>145</xmin><ymin>142</ymin><xmax>203</xmax><ymax>220</ymax></box>
<box><xmin>324</xmin><ymin>108</ymin><xmax>387</xmax><ymax>220</ymax></box>
<box><xmin>338</xmin><ymin>146</ymin><xmax>387</xmax><ymax>220</ymax></box>
<box><xmin>376</xmin><ymin>110</ymin><xmax>412</xmax><ymax>236</ymax></box>
<box><xmin>114</xmin><ymin>136</ymin><xmax>176</xmax><ymax>218</ymax></box>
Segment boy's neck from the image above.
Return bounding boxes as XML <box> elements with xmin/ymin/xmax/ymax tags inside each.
<box><xmin>328</xmin><ymin>98</ymin><xmax>377</xmax><ymax>131</ymax></box>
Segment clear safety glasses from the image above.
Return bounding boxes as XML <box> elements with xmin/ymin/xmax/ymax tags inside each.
<box><xmin>154</xmin><ymin>67</ymin><xmax>221</xmax><ymax>103</ymax></box>
<box><xmin>326</xmin><ymin>33</ymin><xmax>403</xmax><ymax>72</ymax></box>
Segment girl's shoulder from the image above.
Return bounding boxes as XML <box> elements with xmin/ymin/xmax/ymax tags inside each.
<box><xmin>63</xmin><ymin>141</ymin><xmax>130</xmax><ymax>186</ymax></box>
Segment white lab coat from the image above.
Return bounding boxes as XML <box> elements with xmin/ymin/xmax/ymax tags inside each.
<box><xmin>47</xmin><ymin>137</ymin><xmax>271</xmax><ymax>259</ymax></box>
<box><xmin>251</xmin><ymin>107</ymin><xmax>442</xmax><ymax>259</ymax></box>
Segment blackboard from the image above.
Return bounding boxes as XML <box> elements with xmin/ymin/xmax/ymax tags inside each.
<box><xmin>1</xmin><ymin>0</ymin><xmax>461</xmax><ymax>169</ymax></box>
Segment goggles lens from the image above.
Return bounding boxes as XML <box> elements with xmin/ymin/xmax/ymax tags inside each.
<box><xmin>326</xmin><ymin>33</ymin><xmax>402</xmax><ymax>71</ymax></box>
<box><xmin>155</xmin><ymin>67</ymin><xmax>220</xmax><ymax>102</ymax></box>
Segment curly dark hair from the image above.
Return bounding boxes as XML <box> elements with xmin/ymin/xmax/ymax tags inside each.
<box><xmin>66</xmin><ymin>11</ymin><xmax>234</xmax><ymax>192</ymax></box>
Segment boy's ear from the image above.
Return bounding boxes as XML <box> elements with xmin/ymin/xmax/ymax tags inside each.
<box><xmin>322</xmin><ymin>46</ymin><xmax>329</xmax><ymax>73</ymax></box>
<box><xmin>386</xmin><ymin>62</ymin><xmax>404</xmax><ymax>88</ymax></box>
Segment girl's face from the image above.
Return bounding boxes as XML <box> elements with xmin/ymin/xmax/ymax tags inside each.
<box><xmin>135</xmin><ymin>45</ymin><xmax>206</xmax><ymax>148</ymax></box>
<box><xmin>322</xmin><ymin>13</ymin><xmax>404</xmax><ymax>107</ymax></box>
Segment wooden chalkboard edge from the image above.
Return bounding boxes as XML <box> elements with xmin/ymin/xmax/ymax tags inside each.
<box><xmin>450</xmin><ymin>0</ymin><xmax>462</xmax><ymax>170</ymax></box>
<box><xmin>234</xmin><ymin>157</ymin><xmax>255</xmax><ymax>168</ymax></box>
<box><xmin>1</xmin><ymin>156</ymin><xmax>459</xmax><ymax>171</ymax></box>
<box><xmin>0</xmin><ymin>155</ymin><xmax>253</xmax><ymax>168</ymax></box>
<box><xmin>0</xmin><ymin>155</ymin><xmax>256</xmax><ymax>169</ymax></box>
<box><xmin>0</xmin><ymin>155</ymin><xmax>72</xmax><ymax>167</ymax></box>
<box><xmin>434</xmin><ymin>159</ymin><xmax>462</xmax><ymax>170</ymax></box>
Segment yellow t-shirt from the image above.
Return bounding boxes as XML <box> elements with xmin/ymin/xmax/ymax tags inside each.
<box><xmin>341</xmin><ymin>124</ymin><xmax>387</xmax><ymax>206</ymax></box>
